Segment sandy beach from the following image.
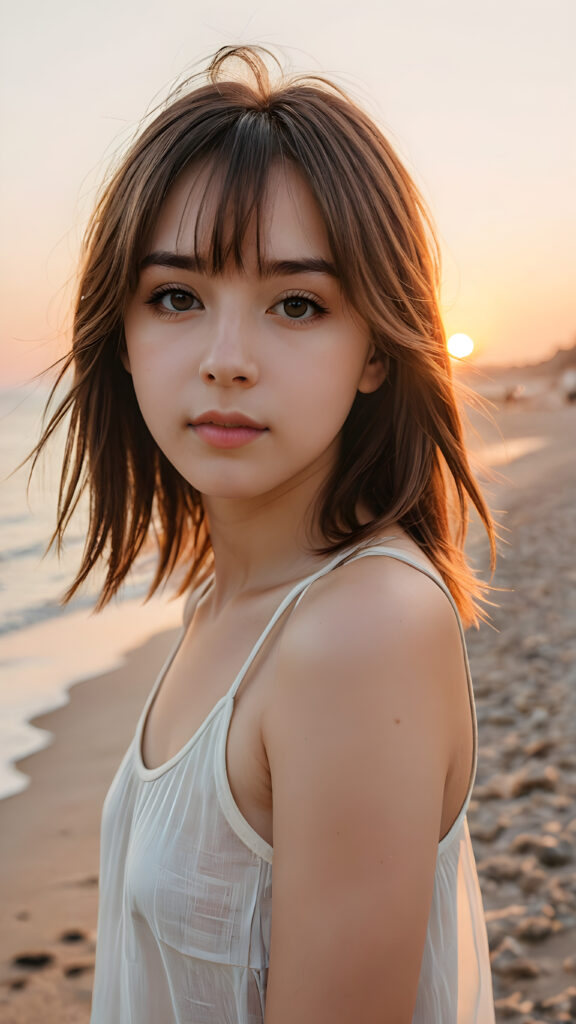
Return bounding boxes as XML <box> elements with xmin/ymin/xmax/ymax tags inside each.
<box><xmin>1</xmin><ymin>385</ymin><xmax>575</xmax><ymax>1023</ymax></box>
<box><xmin>0</xmin><ymin>628</ymin><xmax>180</xmax><ymax>1021</ymax></box>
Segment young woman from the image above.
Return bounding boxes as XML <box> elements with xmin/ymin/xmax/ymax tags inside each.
<box><xmin>34</xmin><ymin>46</ymin><xmax>496</xmax><ymax>1023</ymax></box>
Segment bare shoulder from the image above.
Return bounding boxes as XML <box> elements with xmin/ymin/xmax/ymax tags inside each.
<box><xmin>262</xmin><ymin>547</ymin><xmax>465</xmax><ymax>793</ymax></box>
<box><xmin>268</xmin><ymin>545</ymin><xmax>463</xmax><ymax>707</ymax></box>
<box><xmin>262</xmin><ymin>551</ymin><xmax>468</xmax><ymax>1020</ymax></box>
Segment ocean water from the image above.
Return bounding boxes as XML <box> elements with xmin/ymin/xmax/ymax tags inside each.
<box><xmin>0</xmin><ymin>384</ymin><xmax>552</xmax><ymax>802</ymax></box>
<box><xmin>0</xmin><ymin>386</ymin><xmax>182</xmax><ymax>800</ymax></box>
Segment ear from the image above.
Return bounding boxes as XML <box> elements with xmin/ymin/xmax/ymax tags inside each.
<box><xmin>357</xmin><ymin>345</ymin><xmax>388</xmax><ymax>394</ymax></box>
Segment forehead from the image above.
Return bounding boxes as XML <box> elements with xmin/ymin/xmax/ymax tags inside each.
<box><xmin>147</xmin><ymin>161</ymin><xmax>332</xmax><ymax>266</ymax></box>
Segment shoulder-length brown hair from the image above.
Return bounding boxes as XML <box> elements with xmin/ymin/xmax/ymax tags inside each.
<box><xmin>31</xmin><ymin>45</ymin><xmax>496</xmax><ymax>625</ymax></box>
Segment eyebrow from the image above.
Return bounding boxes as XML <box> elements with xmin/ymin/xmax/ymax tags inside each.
<box><xmin>139</xmin><ymin>251</ymin><xmax>338</xmax><ymax>278</ymax></box>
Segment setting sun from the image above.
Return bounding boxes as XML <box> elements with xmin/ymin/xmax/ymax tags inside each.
<box><xmin>447</xmin><ymin>333</ymin><xmax>475</xmax><ymax>359</ymax></box>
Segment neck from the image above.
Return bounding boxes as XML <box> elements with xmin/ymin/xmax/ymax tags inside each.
<box><xmin>201</xmin><ymin>458</ymin><xmax>337</xmax><ymax>612</ymax></box>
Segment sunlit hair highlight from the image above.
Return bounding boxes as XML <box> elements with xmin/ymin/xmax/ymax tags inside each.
<box><xmin>30</xmin><ymin>45</ymin><xmax>496</xmax><ymax>625</ymax></box>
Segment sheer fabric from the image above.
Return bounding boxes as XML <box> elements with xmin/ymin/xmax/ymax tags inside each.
<box><xmin>90</xmin><ymin>547</ymin><xmax>495</xmax><ymax>1023</ymax></box>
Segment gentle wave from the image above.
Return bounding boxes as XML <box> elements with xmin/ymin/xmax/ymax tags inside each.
<box><xmin>0</xmin><ymin>386</ymin><xmax>182</xmax><ymax>800</ymax></box>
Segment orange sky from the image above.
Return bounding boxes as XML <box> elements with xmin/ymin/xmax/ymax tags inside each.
<box><xmin>1</xmin><ymin>0</ymin><xmax>575</xmax><ymax>386</ymax></box>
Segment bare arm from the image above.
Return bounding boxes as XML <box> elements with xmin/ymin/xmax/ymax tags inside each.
<box><xmin>262</xmin><ymin>558</ymin><xmax>465</xmax><ymax>1023</ymax></box>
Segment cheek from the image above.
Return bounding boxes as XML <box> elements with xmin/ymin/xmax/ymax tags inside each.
<box><xmin>124</xmin><ymin>320</ymin><xmax>182</xmax><ymax>406</ymax></box>
<box><xmin>125</xmin><ymin>348</ymin><xmax>176</xmax><ymax>441</ymax></box>
<box><xmin>278</xmin><ymin>354</ymin><xmax>362</xmax><ymax>449</ymax></box>
<box><xmin>292</xmin><ymin>341</ymin><xmax>367</xmax><ymax>408</ymax></box>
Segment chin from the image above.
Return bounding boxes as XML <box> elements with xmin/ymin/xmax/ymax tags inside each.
<box><xmin>178</xmin><ymin>469</ymin><xmax>273</xmax><ymax>501</ymax></box>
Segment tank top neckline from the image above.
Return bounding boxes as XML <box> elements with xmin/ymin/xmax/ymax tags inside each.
<box><xmin>134</xmin><ymin>540</ymin><xmax>385</xmax><ymax>781</ymax></box>
<box><xmin>132</xmin><ymin>539</ymin><xmax>478</xmax><ymax>854</ymax></box>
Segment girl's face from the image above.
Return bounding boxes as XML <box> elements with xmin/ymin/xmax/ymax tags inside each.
<box><xmin>123</xmin><ymin>163</ymin><xmax>385</xmax><ymax>506</ymax></box>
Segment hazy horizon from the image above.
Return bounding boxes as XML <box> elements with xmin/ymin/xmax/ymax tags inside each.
<box><xmin>1</xmin><ymin>0</ymin><xmax>575</xmax><ymax>385</ymax></box>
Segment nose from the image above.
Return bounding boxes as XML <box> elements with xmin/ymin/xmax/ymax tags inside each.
<box><xmin>198</xmin><ymin>317</ymin><xmax>259</xmax><ymax>388</ymax></box>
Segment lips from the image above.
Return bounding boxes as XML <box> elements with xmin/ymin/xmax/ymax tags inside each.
<box><xmin>189</xmin><ymin>410</ymin><xmax>268</xmax><ymax>449</ymax></box>
<box><xmin>190</xmin><ymin>410</ymin><xmax>267</xmax><ymax>430</ymax></box>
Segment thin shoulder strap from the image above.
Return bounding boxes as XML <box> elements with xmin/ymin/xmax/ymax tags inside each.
<box><xmin>225</xmin><ymin>544</ymin><xmax>377</xmax><ymax>701</ymax></box>
<box><xmin>346</xmin><ymin>546</ymin><xmax>459</xmax><ymax>613</ymax></box>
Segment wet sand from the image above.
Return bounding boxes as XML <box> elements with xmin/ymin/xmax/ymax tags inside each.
<box><xmin>0</xmin><ymin>628</ymin><xmax>181</xmax><ymax>1021</ymax></box>
<box><xmin>1</xmin><ymin>390</ymin><xmax>575</xmax><ymax>1023</ymax></box>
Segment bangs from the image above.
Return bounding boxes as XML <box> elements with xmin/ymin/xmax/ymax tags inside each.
<box><xmin>175</xmin><ymin>114</ymin><xmax>284</xmax><ymax>274</ymax></box>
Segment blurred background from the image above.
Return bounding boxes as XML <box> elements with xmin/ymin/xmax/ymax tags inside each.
<box><xmin>1</xmin><ymin>0</ymin><xmax>575</xmax><ymax>384</ymax></box>
<box><xmin>1</xmin><ymin>0</ymin><xmax>575</xmax><ymax>791</ymax></box>
<box><xmin>1</xmin><ymin>4</ymin><xmax>576</xmax><ymax>1019</ymax></box>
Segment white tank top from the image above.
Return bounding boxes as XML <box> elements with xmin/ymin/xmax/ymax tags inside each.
<box><xmin>90</xmin><ymin>546</ymin><xmax>495</xmax><ymax>1023</ymax></box>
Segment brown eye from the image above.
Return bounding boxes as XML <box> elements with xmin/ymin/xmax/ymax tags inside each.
<box><xmin>282</xmin><ymin>297</ymin><xmax>310</xmax><ymax>318</ymax></box>
<box><xmin>163</xmin><ymin>290</ymin><xmax>196</xmax><ymax>311</ymax></box>
<box><xmin>146</xmin><ymin>287</ymin><xmax>201</xmax><ymax>315</ymax></box>
<box><xmin>268</xmin><ymin>293</ymin><xmax>328</xmax><ymax>322</ymax></box>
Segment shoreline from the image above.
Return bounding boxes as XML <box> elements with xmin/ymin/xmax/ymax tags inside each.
<box><xmin>1</xmin><ymin>396</ymin><xmax>575</xmax><ymax>1021</ymax></box>
<box><xmin>0</xmin><ymin>592</ymin><xmax>183</xmax><ymax>801</ymax></box>
<box><xmin>0</xmin><ymin>397</ymin><xmax>562</xmax><ymax>800</ymax></box>
<box><xmin>0</xmin><ymin>387</ymin><xmax>569</xmax><ymax>801</ymax></box>
<box><xmin>0</xmin><ymin>626</ymin><xmax>180</xmax><ymax>1018</ymax></box>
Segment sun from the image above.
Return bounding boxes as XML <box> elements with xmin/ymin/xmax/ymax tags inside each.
<box><xmin>447</xmin><ymin>333</ymin><xmax>474</xmax><ymax>359</ymax></box>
